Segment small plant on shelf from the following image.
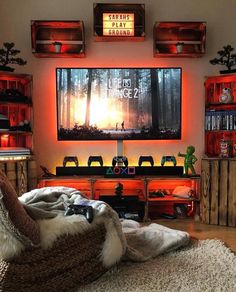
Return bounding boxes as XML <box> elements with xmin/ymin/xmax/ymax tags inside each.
<box><xmin>0</xmin><ymin>42</ymin><xmax>27</xmax><ymax>72</ymax></box>
<box><xmin>210</xmin><ymin>45</ymin><xmax>236</xmax><ymax>74</ymax></box>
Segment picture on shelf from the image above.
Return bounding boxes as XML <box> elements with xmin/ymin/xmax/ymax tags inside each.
<box><xmin>56</xmin><ymin>68</ymin><xmax>182</xmax><ymax>140</ymax></box>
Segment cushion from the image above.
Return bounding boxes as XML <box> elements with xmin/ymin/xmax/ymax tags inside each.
<box><xmin>0</xmin><ymin>169</ymin><xmax>40</xmax><ymax>247</ymax></box>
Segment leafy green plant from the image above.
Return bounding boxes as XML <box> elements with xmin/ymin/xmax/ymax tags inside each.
<box><xmin>0</xmin><ymin>42</ymin><xmax>27</xmax><ymax>71</ymax></box>
<box><xmin>210</xmin><ymin>45</ymin><xmax>236</xmax><ymax>71</ymax></box>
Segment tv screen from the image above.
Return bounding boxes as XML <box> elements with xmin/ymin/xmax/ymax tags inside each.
<box><xmin>56</xmin><ymin>68</ymin><xmax>181</xmax><ymax>140</ymax></box>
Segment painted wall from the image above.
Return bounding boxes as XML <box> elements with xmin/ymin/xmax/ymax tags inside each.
<box><xmin>1</xmin><ymin>0</ymin><xmax>236</xmax><ymax>174</ymax></box>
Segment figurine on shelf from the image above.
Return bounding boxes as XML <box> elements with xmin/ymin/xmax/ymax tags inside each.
<box><xmin>219</xmin><ymin>87</ymin><xmax>233</xmax><ymax>103</ymax></box>
<box><xmin>178</xmin><ymin>145</ymin><xmax>197</xmax><ymax>176</ymax></box>
<box><xmin>115</xmin><ymin>182</ymin><xmax>123</xmax><ymax>196</ymax></box>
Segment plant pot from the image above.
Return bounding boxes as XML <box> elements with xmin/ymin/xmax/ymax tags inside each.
<box><xmin>52</xmin><ymin>42</ymin><xmax>62</xmax><ymax>53</ymax></box>
<box><xmin>0</xmin><ymin>65</ymin><xmax>14</xmax><ymax>72</ymax></box>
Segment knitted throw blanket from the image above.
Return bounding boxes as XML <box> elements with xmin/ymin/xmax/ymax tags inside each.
<box><xmin>1</xmin><ymin>187</ymin><xmax>190</xmax><ymax>267</ymax></box>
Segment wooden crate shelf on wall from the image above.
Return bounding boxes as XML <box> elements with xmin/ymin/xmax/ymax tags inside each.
<box><xmin>153</xmin><ymin>22</ymin><xmax>206</xmax><ymax>57</ymax></box>
<box><xmin>31</xmin><ymin>20</ymin><xmax>85</xmax><ymax>58</ymax></box>
<box><xmin>93</xmin><ymin>3</ymin><xmax>145</xmax><ymax>41</ymax></box>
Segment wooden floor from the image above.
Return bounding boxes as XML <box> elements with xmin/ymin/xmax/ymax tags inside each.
<box><xmin>151</xmin><ymin>218</ymin><xmax>236</xmax><ymax>253</ymax></box>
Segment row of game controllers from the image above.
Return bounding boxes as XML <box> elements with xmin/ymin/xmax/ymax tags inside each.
<box><xmin>63</xmin><ymin>155</ymin><xmax>177</xmax><ymax>167</ymax></box>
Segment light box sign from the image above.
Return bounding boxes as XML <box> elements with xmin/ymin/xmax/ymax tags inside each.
<box><xmin>94</xmin><ymin>3</ymin><xmax>145</xmax><ymax>40</ymax></box>
<box><xmin>102</xmin><ymin>13</ymin><xmax>134</xmax><ymax>36</ymax></box>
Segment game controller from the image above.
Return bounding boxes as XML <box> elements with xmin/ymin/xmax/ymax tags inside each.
<box><xmin>112</xmin><ymin>156</ymin><xmax>128</xmax><ymax>167</ymax></box>
<box><xmin>138</xmin><ymin>156</ymin><xmax>154</xmax><ymax>167</ymax></box>
<box><xmin>64</xmin><ymin>205</ymin><xmax>94</xmax><ymax>223</ymax></box>
<box><xmin>161</xmin><ymin>156</ymin><xmax>177</xmax><ymax>166</ymax></box>
<box><xmin>88</xmin><ymin>155</ymin><xmax>103</xmax><ymax>167</ymax></box>
<box><xmin>63</xmin><ymin>156</ymin><xmax>79</xmax><ymax>167</ymax></box>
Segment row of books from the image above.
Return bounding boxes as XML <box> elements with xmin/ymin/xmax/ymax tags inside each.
<box><xmin>0</xmin><ymin>147</ymin><xmax>31</xmax><ymax>157</ymax></box>
<box><xmin>205</xmin><ymin>110</ymin><xmax>236</xmax><ymax>131</ymax></box>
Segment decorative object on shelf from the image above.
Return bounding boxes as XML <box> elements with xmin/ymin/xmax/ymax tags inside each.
<box><xmin>176</xmin><ymin>42</ymin><xmax>184</xmax><ymax>53</ymax></box>
<box><xmin>114</xmin><ymin>182</ymin><xmax>123</xmax><ymax>196</ymax></box>
<box><xmin>63</xmin><ymin>156</ymin><xmax>79</xmax><ymax>167</ymax></box>
<box><xmin>161</xmin><ymin>156</ymin><xmax>177</xmax><ymax>166</ymax></box>
<box><xmin>88</xmin><ymin>155</ymin><xmax>103</xmax><ymax>167</ymax></box>
<box><xmin>153</xmin><ymin>22</ymin><xmax>206</xmax><ymax>57</ymax></box>
<box><xmin>219</xmin><ymin>87</ymin><xmax>234</xmax><ymax>103</ymax></box>
<box><xmin>0</xmin><ymin>42</ymin><xmax>27</xmax><ymax>72</ymax></box>
<box><xmin>0</xmin><ymin>114</ymin><xmax>10</xmax><ymax>131</ymax></box>
<box><xmin>178</xmin><ymin>146</ymin><xmax>197</xmax><ymax>176</ymax></box>
<box><xmin>0</xmin><ymin>88</ymin><xmax>29</xmax><ymax>103</ymax></box>
<box><xmin>31</xmin><ymin>21</ymin><xmax>85</xmax><ymax>58</ymax></box>
<box><xmin>40</xmin><ymin>165</ymin><xmax>56</xmax><ymax>177</ymax></box>
<box><xmin>233</xmin><ymin>143</ymin><xmax>236</xmax><ymax>157</ymax></box>
<box><xmin>210</xmin><ymin>45</ymin><xmax>236</xmax><ymax>74</ymax></box>
<box><xmin>94</xmin><ymin>3</ymin><xmax>145</xmax><ymax>41</ymax></box>
<box><xmin>52</xmin><ymin>41</ymin><xmax>62</xmax><ymax>53</ymax></box>
<box><xmin>219</xmin><ymin>138</ymin><xmax>232</xmax><ymax>158</ymax></box>
<box><xmin>138</xmin><ymin>156</ymin><xmax>154</xmax><ymax>167</ymax></box>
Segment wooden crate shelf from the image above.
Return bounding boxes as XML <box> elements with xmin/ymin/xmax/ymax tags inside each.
<box><xmin>201</xmin><ymin>158</ymin><xmax>236</xmax><ymax>227</ymax></box>
<box><xmin>31</xmin><ymin>20</ymin><xmax>85</xmax><ymax>58</ymax></box>
<box><xmin>153</xmin><ymin>21</ymin><xmax>206</xmax><ymax>57</ymax></box>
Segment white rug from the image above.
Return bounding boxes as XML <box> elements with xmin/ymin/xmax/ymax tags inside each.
<box><xmin>79</xmin><ymin>239</ymin><xmax>236</xmax><ymax>292</ymax></box>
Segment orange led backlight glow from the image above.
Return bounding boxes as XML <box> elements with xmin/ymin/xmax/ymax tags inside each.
<box><xmin>103</xmin><ymin>13</ymin><xmax>134</xmax><ymax>36</ymax></box>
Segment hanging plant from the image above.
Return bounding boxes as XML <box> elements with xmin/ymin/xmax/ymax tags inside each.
<box><xmin>0</xmin><ymin>42</ymin><xmax>27</xmax><ymax>72</ymax></box>
<box><xmin>209</xmin><ymin>45</ymin><xmax>236</xmax><ymax>74</ymax></box>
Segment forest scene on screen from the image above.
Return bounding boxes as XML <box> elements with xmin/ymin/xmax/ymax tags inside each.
<box><xmin>57</xmin><ymin>68</ymin><xmax>181</xmax><ymax>140</ymax></box>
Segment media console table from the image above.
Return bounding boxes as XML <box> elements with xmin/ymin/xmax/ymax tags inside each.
<box><xmin>38</xmin><ymin>175</ymin><xmax>200</xmax><ymax>221</ymax></box>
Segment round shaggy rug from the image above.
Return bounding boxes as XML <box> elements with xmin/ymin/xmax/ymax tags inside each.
<box><xmin>79</xmin><ymin>239</ymin><xmax>236</xmax><ymax>292</ymax></box>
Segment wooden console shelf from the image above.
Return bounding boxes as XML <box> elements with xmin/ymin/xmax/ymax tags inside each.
<box><xmin>38</xmin><ymin>175</ymin><xmax>200</xmax><ymax>221</ymax></box>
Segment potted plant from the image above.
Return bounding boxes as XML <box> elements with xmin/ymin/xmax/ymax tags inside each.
<box><xmin>52</xmin><ymin>41</ymin><xmax>62</xmax><ymax>53</ymax></box>
<box><xmin>0</xmin><ymin>42</ymin><xmax>27</xmax><ymax>72</ymax></box>
<box><xmin>210</xmin><ymin>45</ymin><xmax>236</xmax><ymax>74</ymax></box>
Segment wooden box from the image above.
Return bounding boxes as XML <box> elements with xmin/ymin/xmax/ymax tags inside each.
<box><xmin>31</xmin><ymin>20</ymin><xmax>85</xmax><ymax>58</ymax></box>
<box><xmin>153</xmin><ymin>22</ymin><xmax>206</xmax><ymax>57</ymax></box>
<box><xmin>201</xmin><ymin>158</ymin><xmax>236</xmax><ymax>227</ymax></box>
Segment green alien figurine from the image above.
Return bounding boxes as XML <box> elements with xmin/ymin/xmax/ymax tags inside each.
<box><xmin>178</xmin><ymin>145</ymin><xmax>197</xmax><ymax>176</ymax></box>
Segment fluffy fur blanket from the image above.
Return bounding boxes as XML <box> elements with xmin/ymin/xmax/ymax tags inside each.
<box><xmin>1</xmin><ymin>187</ymin><xmax>190</xmax><ymax>267</ymax></box>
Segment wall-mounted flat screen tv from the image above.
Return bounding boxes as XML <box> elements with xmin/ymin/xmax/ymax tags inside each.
<box><xmin>56</xmin><ymin>68</ymin><xmax>182</xmax><ymax>140</ymax></box>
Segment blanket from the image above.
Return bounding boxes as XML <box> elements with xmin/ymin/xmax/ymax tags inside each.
<box><xmin>17</xmin><ymin>186</ymin><xmax>190</xmax><ymax>267</ymax></box>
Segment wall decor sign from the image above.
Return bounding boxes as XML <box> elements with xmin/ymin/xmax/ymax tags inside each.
<box><xmin>94</xmin><ymin>3</ymin><xmax>145</xmax><ymax>41</ymax></box>
<box><xmin>102</xmin><ymin>13</ymin><xmax>134</xmax><ymax>36</ymax></box>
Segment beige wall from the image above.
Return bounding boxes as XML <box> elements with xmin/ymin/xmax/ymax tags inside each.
<box><xmin>1</xmin><ymin>0</ymin><xmax>236</xmax><ymax>174</ymax></box>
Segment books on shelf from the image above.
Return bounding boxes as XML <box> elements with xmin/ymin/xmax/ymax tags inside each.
<box><xmin>205</xmin><ymin>110</ymin><xmax>236</xmax><ymax>131</ymax></box>
<box><xmin>0</xmin><ymin>147</ymin><xmax>31</xmax><ymax>157</ymax></box>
